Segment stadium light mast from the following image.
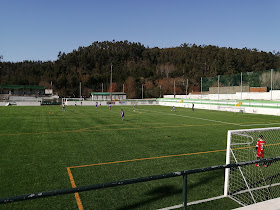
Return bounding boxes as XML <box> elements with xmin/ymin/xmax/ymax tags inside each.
<box><xmin>142</xmin><ymin>84</ymin><xmax>144</xmax><ymax>99</ymax></box>
<box><xmin>173</xmin><ymin>79</ymin><xmax>176</xmax><ymax>98</ymax></box>
<box><xmin>218</xmin><ymin>75</ymin><xmax>220</xmax><ymax>101</ymax></box>
<box><xmin>240</xmin><ymin>72</ymin><xmax>242</xmax><ymax>100</ymax></box>
<box><xmin>110</xmin><ymin>63</ymin><xmax>113</xmax><ymax>102</ymax></box>
<box><xmin>51</xmin><ymin>81</ymin><xmax>53</xmax><ymax>96</ymax></box>
<box><xmin>79</xmin><ymin>82</ymin><xmax>82</xmax><ymax>98</ymax></box>
<box><xmin>0</xmin><ymin>55</ymin><xmax>3</xmax><ymax>69</ymax></box>
<box><xmin>271</xmin><ymin>69</ymin><xmax>273</xmax><ymax>100</ymax></box>
<box><xmin>186</xmin><ymin>79</ymin><xmax>188</xmax><ymax>96</ymax></box>
<box><xmin>201</xmin><ymin>77</ymin><xmax>202</xmax><ymax>100</ymax></box>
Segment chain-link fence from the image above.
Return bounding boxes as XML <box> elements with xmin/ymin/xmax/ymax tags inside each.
<box><xmin>201</xmin><ymin>69</ymin><xmax>280</xmax><ymax>94</ymax></box>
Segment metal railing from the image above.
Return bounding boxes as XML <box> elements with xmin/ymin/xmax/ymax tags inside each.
<box><xmin>1</xmin><ymin>157</ymin><xmax>280</xmax><ymax>209</ymax></box>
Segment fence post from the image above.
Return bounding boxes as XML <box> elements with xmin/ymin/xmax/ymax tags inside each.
<box><xmin>183</xmin><ymin>174</ymin><xmax>187</xmax><ymax>209</ymax></box>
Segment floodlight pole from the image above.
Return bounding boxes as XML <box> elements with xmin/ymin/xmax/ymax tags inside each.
<box><xmin>201</xmin><ymin>77</ymin><xmax>202</xmax><ymax>100</ymax></box>
<box><xmin>186</xmin><ymin>79</ymin><xmax>188</xmax><ymax>97</ymax></box>
<box><xmin>110</xmin><ymin>63</ymin><xmax>113</xmax><ymax>102</ymax></box>
<box><xmin>0</xmin><ymin>55</ymin><xmax>3</xmax><ymax>71</ymax></box>
<box><xmin>174</xmin><ymin>80</ymin><xmax>176</xmax><ymax>98</ymax></box>
<box><xmin>271</xmin><ymin>69</ymin><xmax>273</xmax><ymax>100</ymax></box>
<box><xmin>79</xmin><ymin>82</ymin><xmax>82</xmax><ymax>98</ymax></box>
<box><xmin>51</xmin><ymin>81</ymin><xmax>53</xmax><ymax>96</ymax></box>
<box><xmin>240</xmin><ymin>72</ymin><xmax>242</xmax><ymax>100</ymax></box>
<box><xmin>142</xmin><ymin>84</ymin><xmax>144</xmax><ymax>99</ymax></box>
<box><xmin>102</xmin><ymin>83</ymin><xmax>104</xmax><ymax>92</ymax></box>
<box><xmin>218</xmin><ymin>75</ymin><xmax>220</xmax><ymax>101</ymax></box>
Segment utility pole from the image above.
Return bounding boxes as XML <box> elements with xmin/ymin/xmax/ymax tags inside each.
<box><xmin>142</xmin><ymin>84</ymin><xmax>144</xmax><ymax>99</ymax></box>
<box><xmin>110</xmin><ymin>63</ymin><xmax>113</xmax><ymax>102</ymax></box>
<box><xmin>0</xmin><ymin>55</ymin><xmax>3</xmax><ymax>69</ymax></box>
<box><xmin>186</xmin><ymin>79</ymin><xmax>188</xmax><ymax>96</ymax></box>
<box><xmin>201</xmin><ymin>77</ymin><xmax>202</xmax><ymax>100</ymax></box>
<box><xmin>218</xmin><ymin>75</ymin><xmax>220</xmax><ymax>101</ymax></box>
<box><xmin>173</xmin><ymin>80</ymin><xmax>176</xmax><ymax>98</ymax></box>
<box><xmin>79</xmin><ymin>82</ymin><xmax>82</xmax><ymax>98</ymax></box>
<box><xmin>240</xmin><ymin>72</ymin><xmax>242</xmax><ymax>100</ymax></box>
<box><xmin>51</xmin><ymin>81</ymin><xmax>53</xmax><ymax>96</ymax></box>
<box><xmin>271</xmin><ymin>69</ymin><xmax>273</xmax><ymax>100</ymax></box>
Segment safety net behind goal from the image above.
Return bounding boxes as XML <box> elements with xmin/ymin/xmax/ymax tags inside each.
<box><xmin>224</xmin><ymin>127</ymin><xmax>280</xmax><ymax>206</ymax></box>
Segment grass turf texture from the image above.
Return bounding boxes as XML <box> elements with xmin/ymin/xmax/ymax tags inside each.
<box><xmin>1</xmin><ymin>105</ymin><xmax>279</xmax><ymax>209</ymax></box>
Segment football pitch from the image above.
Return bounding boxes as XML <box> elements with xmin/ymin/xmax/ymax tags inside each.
<box><xmin>1</xmin><ymin>105</ymin><xmax>280</xmax><ymax>209</ymax></box>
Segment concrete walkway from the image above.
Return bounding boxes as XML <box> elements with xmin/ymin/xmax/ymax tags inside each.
<box><xmin>235</xmin><ymin>197</ymin><xmax>280</xmax><ymax>210</ymax></box>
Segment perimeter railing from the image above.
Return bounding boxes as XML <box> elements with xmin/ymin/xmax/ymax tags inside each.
<box><xmin>1</xmin><ymin>157</ymin><xmax>280</xmax><ymax>209</ymax></box>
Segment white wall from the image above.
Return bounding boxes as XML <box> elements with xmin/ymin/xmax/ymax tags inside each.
<box><xmin>158</xmin><ymin>100</ymin><xmax>280</xmax><ymax>116</ymax></box>
<box><xmin>0</xmin><ymin>102</ymin><xmax>41</xmax><ymax>106</ymax></box>
<box><xmin>65</xmin><ymin>100</ymin><xmax>158</xmax><ymax>106</ymax></box>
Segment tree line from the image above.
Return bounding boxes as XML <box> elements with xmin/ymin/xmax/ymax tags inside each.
<box><xmin>1</xmin><ymin>40</ymin><xmax>280</xmax><ymax>98</ymax></box>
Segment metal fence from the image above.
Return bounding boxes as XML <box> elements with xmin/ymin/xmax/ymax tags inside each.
<box><xmin>1</xmin><ymin>157</ymin><xmax>280</xmax><ymax>209</ymax></box>
<box><xmin>202</xmin><ymin>69</ymin><xmax>280</xmax><ymax>93</ymax></box>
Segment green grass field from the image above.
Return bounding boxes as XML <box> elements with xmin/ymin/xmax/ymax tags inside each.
<box><xmin>1</xmin><ymin>105</ymin><xmax>280</xmax><ymax>209</ymax></box>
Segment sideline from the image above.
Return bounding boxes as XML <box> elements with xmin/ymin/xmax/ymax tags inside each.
<box><xmin>136</xmin><ymin>108</ymin><xmax>280</xmax><ymax>127</ymax></box>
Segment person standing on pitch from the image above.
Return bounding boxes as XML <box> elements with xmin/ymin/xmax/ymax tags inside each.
<box><xmin>121</xmin><ymin>109</ymin><xmax>125</xmax><ymax>121</ymax></box>
<box><xmin>255</xmin><ymin>135</ymin><xmax>266</xmax><ymax>167</ymax></box>
<box><xmin>96</xmin><ymin>102</ymin><xmax>98</xmax><ymax>108</ymax></box>
<box><xmin>192</xmin><ymin>103</ymin><xmax>194</xmax><ymax>111</ymax></box>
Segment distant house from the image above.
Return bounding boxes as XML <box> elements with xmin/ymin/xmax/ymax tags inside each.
<box><xmin>0</xmin><ymin>85</ymin><xmax>45</xmax><ymax>95</ymax></box>
<box><xmin>91</xmin><ymin>92</ymin><xmax>126</xmax><ymax>100</ymax></box>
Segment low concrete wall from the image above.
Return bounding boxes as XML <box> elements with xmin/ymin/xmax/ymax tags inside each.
<box><xmin>0</xmin><ymin>101</ymin><xmax>41</xmax><ymax>106</ymax></box>
<box><xmin>158</xmin><ymin>100</ymin><xmax>280</xmax><ymax>116</ymax></box>
<box><xmin>16</xmin><ymin>102</ymin><xmax>41</xmax><ymax>106</ymax></box>
<box><xmin>0</xmin><ymin>102</ymin><xmax>9</xmax><ymax>106</ymax></box>
<box><xmin>65</xmin><ymin>100</ymin><xmax>158</xmax><ymax>106</ymax></box>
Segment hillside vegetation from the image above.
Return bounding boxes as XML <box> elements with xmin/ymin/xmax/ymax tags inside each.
<box><xmin>1</xmin><ymin>40</ymin><xmax>280</xmax><ymax>98</ymax></box>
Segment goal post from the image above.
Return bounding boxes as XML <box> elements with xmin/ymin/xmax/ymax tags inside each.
<box><xmin>224</xmin><ymin>127</ymin><xmax>280</xmax><ymax>206</ymax></box>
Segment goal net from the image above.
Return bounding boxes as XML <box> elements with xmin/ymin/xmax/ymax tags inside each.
<box><xmin>224</xmin><ymin>127</ymin><xmax>280</xmax><ymax>206</ymax></box>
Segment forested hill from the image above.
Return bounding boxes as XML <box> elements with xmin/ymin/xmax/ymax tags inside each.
<box><xmin>1</xmin><ymin>40</ymin><xmax>280</xmax><ymax>98</ymax></box>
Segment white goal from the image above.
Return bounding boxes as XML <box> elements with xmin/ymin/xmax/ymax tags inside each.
<box><xmin>224</xmin><ymin>127</ymin><xmax>280</xmax><ymax>206</ymax></box>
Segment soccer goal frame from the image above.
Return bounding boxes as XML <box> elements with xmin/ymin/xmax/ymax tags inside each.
<box><xmin>224</xmin><ymin>127</ymin><xmax>280</xmax><ymax>206</ymax></box>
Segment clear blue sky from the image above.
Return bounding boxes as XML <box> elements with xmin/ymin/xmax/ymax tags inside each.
<box><xmin>1</xmin><ymin>0</ymin><xmax>280</xmax><ymax>62</ymax></box>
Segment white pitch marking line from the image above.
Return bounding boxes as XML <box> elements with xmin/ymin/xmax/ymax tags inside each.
<box><xmin>157</xmin><ymin>195</ymin><xmax>225</xmax><ymax>210</ymax></box>
<box><xmin>137</xmin><ymin>108</ymin><xmax>280</xmax><ymax>127</ymax></box>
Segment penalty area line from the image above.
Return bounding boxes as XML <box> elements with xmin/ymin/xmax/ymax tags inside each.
<box><xmin>68</xmin><ymin>149</ymin><xmax>227</xmax><ymax>169</ymax></box>
<box><xmin>66</xmin><ymin>167</ymin><xmax>84</xmax><ymax>210</ymax></box>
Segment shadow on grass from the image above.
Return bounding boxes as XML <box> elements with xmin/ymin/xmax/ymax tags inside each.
<box><xmin>116</xmin><ymin>171</ymin><xmax>221</xmax><ymax>209</ymax></box>
<box><xmin>116</xmin><ymin>185</ymin><xmax>181</xmax><ymax>210</ymax></box>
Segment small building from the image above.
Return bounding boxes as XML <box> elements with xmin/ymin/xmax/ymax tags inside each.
<box><xmin>0</xmin><ymin>85</ymin><xmax>45</xmax><ymax>95</ymax></box>
<box><xmin>91</xmin><ymin>92</ymin><xmax>126</xmax><ymax>100</ymax></box>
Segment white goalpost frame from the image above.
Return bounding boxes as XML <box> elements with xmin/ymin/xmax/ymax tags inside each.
<box><xmin>224</xmin><ymin>130</ymin><xmax>232</xmax><ymax>196</ymax></box>
<box><xmin>224</xmin><ymin>127</ymin><xmax>280</xmax><ymax>205</ymax></box>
